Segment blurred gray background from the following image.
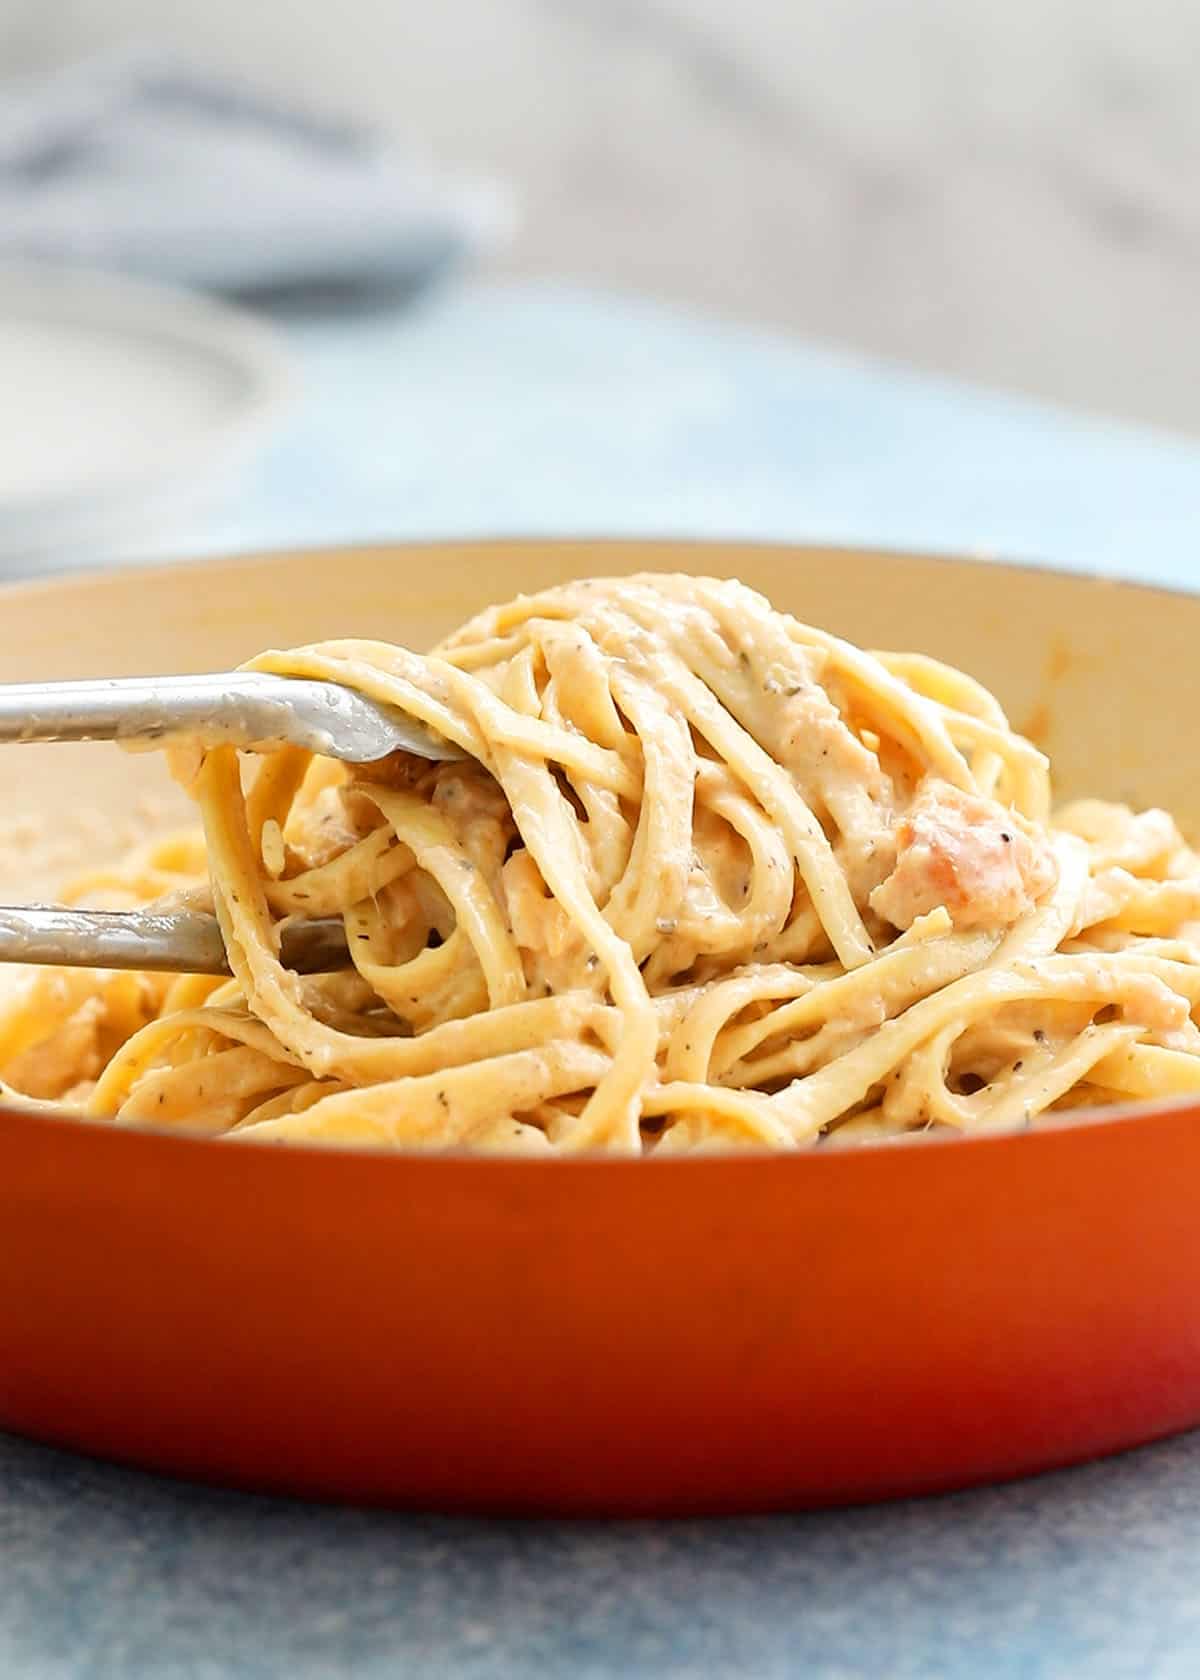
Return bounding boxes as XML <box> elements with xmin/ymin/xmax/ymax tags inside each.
<box><xmin>4</xmin><ymin>0</ymin><xmax>1199</xmax><ymax>430</ymax></box>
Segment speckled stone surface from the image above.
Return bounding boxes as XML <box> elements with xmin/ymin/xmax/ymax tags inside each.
<box><xmin>9</xmin><ymin>281</ymin><xmax>1200</xmax><ymax>1678</ymax></box>
<box><xmin>8</xmin><ymin>1428</ymin><xmax>1200</xmax><ymax>1678</ymax></box>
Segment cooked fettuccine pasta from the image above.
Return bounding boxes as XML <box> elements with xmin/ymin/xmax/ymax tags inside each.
<box><xmin>3</xmin><ymin>572</ymin><xmax>1199</xmax><ymax>1153</ymax></box>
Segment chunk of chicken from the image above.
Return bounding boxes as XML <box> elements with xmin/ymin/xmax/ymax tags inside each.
<box><xmin>870</xmin><ymin>778</ymin><xmax>1057</xmax><ymax>932</ymax></box>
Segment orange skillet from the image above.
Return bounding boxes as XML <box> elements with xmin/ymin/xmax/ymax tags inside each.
<box><xmin>2</xmin><ymin>539</ymin><xmax>1197</xmax><ymax>1514</ymax></box>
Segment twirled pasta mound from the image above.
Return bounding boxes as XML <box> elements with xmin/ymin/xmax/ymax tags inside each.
<box><xmin>4</xmin><ymin>572</ymin><xmax>1200</xmax><ymax>1152</ymax></box>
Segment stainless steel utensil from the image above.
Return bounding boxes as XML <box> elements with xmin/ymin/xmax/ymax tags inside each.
<box><xmin>0</xmin><ymin>669</ymin><xmax>462</xmax><ymax>973</ymax></box>
<box><xmin>0</xmin><ymin>905</ymin><xmax>348</xmax><ymax>975</ymax></box>
<box><xmin>0</xmin><ymin>671</ymin><xmax>462</xmax><ymax>763</ymax></box>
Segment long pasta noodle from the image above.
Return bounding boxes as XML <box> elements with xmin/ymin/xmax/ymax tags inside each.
<box><xmin>4</xmin><ymin>571</ymin><xmax>1200</xmax><ymax>1153</ymax></box>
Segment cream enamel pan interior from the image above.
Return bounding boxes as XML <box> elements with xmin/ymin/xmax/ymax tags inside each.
<box><xmin>4</xmin><ymin>539</ymin><xmax>1200</xmax><ymax>1515</ymax></box>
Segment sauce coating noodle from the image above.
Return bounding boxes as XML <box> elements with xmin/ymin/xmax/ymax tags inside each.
<box><xmin>4</xmin><ymin>573</ymin><xmax>1200</xmax><ymax>1152</ymax></box>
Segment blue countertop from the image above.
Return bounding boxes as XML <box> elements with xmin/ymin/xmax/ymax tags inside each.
<box><xmin>9</xmin><ymin>280</ymin><xmax>1200</xmax><ymax>1679</ymax></box>
<box><xmin>7</xmin><ymin>1428</ymin><xmax>1200</xmax><ymax>1680</ymax></box>
<box><xmin>187</xmin><ymin>279</ymin><xmax>1200</xmax><ymax>590</ymax></box>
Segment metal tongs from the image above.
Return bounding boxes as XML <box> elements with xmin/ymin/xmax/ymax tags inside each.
<box><xmin>0</xmin><ymin>672</ymin><xmax>463</xmax><ymax>976</ymax></box>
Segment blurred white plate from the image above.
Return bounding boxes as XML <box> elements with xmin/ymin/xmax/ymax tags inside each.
<box><xmin>0</xmin><ymin>264</ymin><xmax>294</xmax><ymax>569</ymax></box>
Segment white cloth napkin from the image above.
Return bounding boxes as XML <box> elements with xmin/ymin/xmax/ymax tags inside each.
<box><xmin>0</xmin><ymin>48</ymin><xmax>515</xmax><ymax>294</ymax></box>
